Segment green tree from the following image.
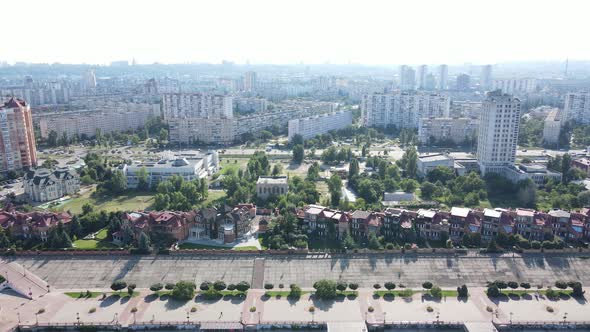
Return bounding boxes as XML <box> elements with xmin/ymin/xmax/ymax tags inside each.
<box><xmin>47</xmin><ymin>130</ymin><xmax>58</xmax><ymax>146</ymax></box>
<box><xmin>158</xmin><ymin>128</ymin><xmax>168</xmax><ymax>145</ymax></box>
<box><xmin>110</xmin><ymin>280</ymin><xmax>127</xmax><ymax>292</ymax></box>
<box><xmin>420</xmin><ymin>181</ymin><xmax>436</xmax><ymax>199</ymax></box>
<box><xmin>400</xmin><ymin>147</ymin><xmax>418</xmax><ymax>178</ymax></box>
<box><xmin>348</xmin><ymin>158</ymin><xmax>359</xmax><ymax>180</ymax></box>
<box><xmin>368</xmin><ymin>233</ymin><xmax>382</xmax><ymax>250</ymax></box>
<box><xmin>171</xmin><ymin>281</ymin><xmax>196</xmax><ymax>300</ymax></box>
<box><xmin>328</xmin><ymin>174</ymin><xmax>342</xmax><ymax>207</ymax></box>
<box><xmin>137</xmin><ymin>167</ymin><xmax>150</xmax><ymax>191</ymax></box>
<box><xmin>138</xmin><ymin>231</ymin><xmax>151</xmax><ymax>253</ymax></box>
<box><xmin>272</xmin><ymin>164</ymin><xmax>283</xmax><ymax>176</ymax></box>
<box><xmin>313</xmin><ymin>280</ymin><xmax>337</xmax><ymax>300</ymax></box>
<box><xmin>307</xmin><ymin>162</ymin><xmax>320</xmax><ymax>181</ymax></box>
<box><xmin>292</xmin><ymin>144</ymin><xmax>304</xmax><ymax>164</ymax></box>
<box><xmin>104</xmin><ymin>170</ymin><xmax>127</xmax><ymax>194</ymax></box>
<box><xmin>153</xmin><ymin>193</ymin><xmax>170</xmax><ymax>210</ymax></box>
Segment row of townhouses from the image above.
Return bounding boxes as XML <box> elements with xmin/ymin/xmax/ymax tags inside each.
<box><xmin>114</xmin><ymin>204</ymin><xmax>265</xmax><ymax>245</ymax></box>
<box><xmin>0</xmin><ymin>208</ymin><xmax>72</xmax><ymax>242</ymax></box>
<box><xmin>298</xmin><ymin>204</ymin><xmax>590</xmax><ymax>243</ymax></box>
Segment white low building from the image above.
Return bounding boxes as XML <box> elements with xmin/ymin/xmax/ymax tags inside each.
<box><xmin>543</xmin><ymin>109</ymin><xmax>561</xmax><ymax>145</ymax></box>
<box><xmin>24</xmin><ymin>168</ymin><xmax>80</xmax><ymax>202</ymax></box>
<box><xmin>417</xmin><ymin>153</ymin><xmax>455</xmax><ymax>175</ymax></box>
<box><xmin>122</xmin><ymin>152</ymin><xmax>218</xmax><ymax>189</ymax></box>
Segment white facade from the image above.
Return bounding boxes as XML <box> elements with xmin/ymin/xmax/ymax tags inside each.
<box><xmin>243</xmin><ymin>71</ymin><xmax>257</xmax><ymax>92</ymax></box>
<box><xmin>122</xmin><ymin>155</ymin><xmax>217</xmax><ymax>189</ymax></box>
<box><xmin>418</xmin><ymin>117</ymin><xmax>479</xmax><ymax>144</ymax></box>
<box><xmin>476</xmin><ymin>91</ymin><xmax>521</xmax><ymax>175</ymax></box>
<box><xmin>168</xmin><ymin>117</ymin><xmax>237</xmax><ymax>145</ymax></box>
<box><xmin>288</xmin><ymin>110</ymin><xmax>353</xmax><ymax>141</ymax></box>
<box><xmin>24</xmin><ymin>168</ymin><xmax>80</xmax><ymax>203</ymax></box>
<box><xmin>162</xmin><ymin>93</ymin><xmax>233</xmax><ymax>119</ymax></box>
<box><xmin>543</xmin><ymin>109</ymin><xmax>561</xmax><ymax>145</ymax></box>
<box><xmin>361</xmin><ymin>91</ymin><xmax>450</xmax><ymax>129</ymax></box>
<box><xmin>492</xmin><ymin>78</ymin><xmax>537</xmax><ymax>94</ymax></box>
<box><xmin>234</xmin><ymin>97</ymin><xmax>267</xmax><ymax>113</ymax></box>
<box><xmin>563</xmin><ymin>92</ymin><xmax>590</xmax><ymax>124</ymax></box>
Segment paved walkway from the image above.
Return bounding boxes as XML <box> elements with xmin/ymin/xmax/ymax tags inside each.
<box><xmin>0</xmin><ymin>260</ymin><xmax>48</xmax><ymax>299</ymax></box>
<box><xmin>10</xmin><ymin>253</ymin><xmax>590</xmax><ymax>289</ymax></box>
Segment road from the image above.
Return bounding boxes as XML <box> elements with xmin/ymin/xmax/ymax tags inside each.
<box><xmin>7</xmin><ymin>252</ymin><xmax>590</xmax><ymax>290</ymax></box>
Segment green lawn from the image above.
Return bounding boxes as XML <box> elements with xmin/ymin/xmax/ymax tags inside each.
<box><xmin>198</xmin><ymin>190</ymin><xmax>226</xmax><ymax>207</ymax></box>
<box><xmin>64</xmin><ymin>291</ymin><xmax>104</xmax><ymax>298</ymax></box>
<box><xmin>374</xmin><ymin>289</ymin><xmax>415</xmax><ymax>298</ymax></box>
<box><xmin>54</xmin><ymin>188</ymin><xmax>154</xmax><ymax>214</ymax></box>
<box><xmin>73</xmin><ymin>228</ymin><xmax>118</xmax><ymax>249</ymax></box>
<box><xmin>233</xmin><ymin>246</ymin><xmax>259</xmax><ymax>251</ymax></box>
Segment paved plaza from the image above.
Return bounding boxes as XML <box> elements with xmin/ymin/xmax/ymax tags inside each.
<box><xmin>6</xmin><ymin>253</ymin><xmax>590</xmax><ymax>289</ymax></box>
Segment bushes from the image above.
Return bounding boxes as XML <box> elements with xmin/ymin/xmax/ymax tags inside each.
<box><xmin>430</xmin><ymin>286</ymin><xmax>442</xmax><ymax>298</ymax></box>
<box><xmin>200</xmin><ymin>281</ymin><xmax>212</xmax><ymax>291</ymax></box>
<box><xmin>384</xmin><ymin>282</ymin><xmax>396</xmax><ymax>291</ymax></box>
<box><xmin>507</xmin><ymin>281</ymin><xmax>519</xmax><ymax>289</ymax></box>
<box><xmin>236</xmin><ymin>281</ymin><xmax>251</xmax><ymax>292</ymax></box>
<box><xmin>348</xmin><ymin>283</ymin><xmax>359</xmax><ymax>290</ymax></box>
<box><xmin>313</xmin><ymin>280</ymin><xmax>337</xmax><ymax>300</ymax></box>
<box><xmin>213</xmin><ymin>281</ymin><xmax>227</xmax><ymax>291</ymax></box>
<box><xmin>336</xmin><ymin>281</ymin><xmax>348</xmax><ymax>292</ymax></box>
<box><xmin>555</xmin><ymin>281</ymin><xmax>568</xmax><ymax>290</ymax></box>
<box><xmin>520</xmin><ymin>282</ymin><xmax>531</xmax><ymax>289</ymax></box>
<box><xmin>289</xmin><ymin>284</ymin><xmax>302</xmax><ymax>299</ymax></box>
<box><xmin>457</xmin><ymin>285</ymin><xmax>468</xmax><ymax>297</ymax></box>
<box><xmin>110</xmin><ymin>280</ymin><xmax>127</xmax><ymax>292</ymax></box>
<box><xmin>227</xmin><ymin>284</ymin><xmax>236</xmax><ymax>291</ymax></box>
<box><xmin>264</xmin><ymin>283</ymin><xmax>274</xmax><ymax>290</ymax></box>
<box><xmin>545</xmin><ymin>288</ymin><xmax>559</xmax><ymax>300</ymax></box>
<box><xmin>171</xmin><ymin>281</ymin><xmax>196</xmax><ymax>301</ymax></box>
<box><xmin>165</xmin><ymin>283</ymin><xmax>175</xmax><ymax>290</ymax></box>
<box><xmin>150</xmin><ymin>283</ymin><xmax>163</xmax><ymax>292</ymax></box>
<box><xmin>373</xmin><ymin>283</ymin><xmax>381</xmax><ymax>289</ymax></box>
<box><xmin>422</xmin><ymin>281</ymin><xmax>433</xmax><ymax>290</ymax></box>
<box><xmin>487</xmin><ymin>285</ymin><xmax>501</xmax><ymax>297</ymax></box>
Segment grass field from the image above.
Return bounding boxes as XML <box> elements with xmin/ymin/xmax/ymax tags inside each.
<box><xmin>199</xmin><ymin>190</ymin><xmax>226</xmax><ymax>207</ymax></box>
<box><xmin>73</xmin><ymin>228</ymin><xmax>118</xmax><ymax>249</ymax></box>
<box><xmin>54</xmin><ymin>188</ymin><xmax>154</xmax><ymax>214</ymax></box>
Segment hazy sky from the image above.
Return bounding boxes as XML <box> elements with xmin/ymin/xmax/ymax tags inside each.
<box><xmin>5</xmin><ymin>0</ymin><xmax>589</xmax><ymax>65</ymax></box>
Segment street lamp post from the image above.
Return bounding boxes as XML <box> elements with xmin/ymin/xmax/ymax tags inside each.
<box><xmin>383</xmin><ymin>311</ymin><xmax>386</xmax><ymax>325</ymax></box>
<box><xmin>114</xmin><ymin>313</ymin><xmax>118</xmax><ymax>324</ymax></box>
<box><xmin>76</xmin><ymin>312</ymin><xmax>80</xmax><ymax>325</ymax></box>
<box><xmin>436</xmin><ymin>312</ymin><xmax>440</xmax><ymax>324</ymax></box>
<box><xmin>563</xmin><ymin>312</ymin><xmax>568</xmax><ymax>324</ymax></box>
<box><xmin>17</xmin><ymin>312</ymin><xmax>21</xmax><ymax>324</ymax></box>
<box><xmin>35</xmin><ymin>313</ymin><xmax>39</xmax><ymax>325</ymax></box>
<box><xmin>186</xmin><ymin>311</ymin><xmax>189</xmax><ymax>324</ymax></box>
<box><xmin>258</xmin><ymin>311</ymin><xmax>261</xmax><ymax>324</ymax></box>
<box><xmin>510</xmin><ymin>312</ymin><xmax>513</xmax><ymax>325</ymax></box>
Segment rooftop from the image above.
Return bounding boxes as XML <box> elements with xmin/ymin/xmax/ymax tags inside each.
<box><xmin>257</xmin><ymin>176</ymin><xmax>288</xmax><ymax>185</ymax></box>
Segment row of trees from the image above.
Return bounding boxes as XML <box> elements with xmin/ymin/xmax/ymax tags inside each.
<box><xmin>153</xmin><ymin>175</ymin><xmax>208</xmax><ymax>211</ymax></box>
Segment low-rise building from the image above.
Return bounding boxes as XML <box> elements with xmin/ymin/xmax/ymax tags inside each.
<box><xmin>572</xmin><ymin>158</ymin><xmax>590</xmax><ymax>178</ymax></box>
<box><xmin>504</xmin><ymin>164</ymin><xmax>562</xmax><ymax>185</ymax></box>
<box><xmin>122</xmin><ymin>155</ymin><xmax>217</xmax><ymax>189</ymax></box>
<box><xmin>417</xmin><ymin>153</ymin><xmax>455</xmax><ymax>175</ymax></box>
<box><xmin>256</xmin><ymin>176</ymin><xmax>289</xmax><ymax>199</ymax></box>
<box><xmin>24</xmin><ymin>168</ymin><xmax>80</xmax><ymax>202</ymax></box>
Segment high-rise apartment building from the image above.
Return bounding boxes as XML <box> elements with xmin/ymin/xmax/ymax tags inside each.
<box><xmin>361</xmin><ymin>91</ymin><xmax>450</xmax><ymax>129</ymax></box>
<box><xmin>0</xmin><ymin>98</ymin><xmax>37</xmax><ymax>172</ymax></box>
<box><xmin>456</xmin><ymin>74</ymin><xmax>471</xmax><ymax>91</ymax></box>
<box><xmin>417</xmin><ymin>65</ymin><xmax>428</xmax><ymax>89</ymax></box>
<box><xmin>399</xmin><ymin>65</ymin><xmax>416</xmax><ymax>90</ymax></box>
<box><xmin>243</xmin><ymin>71</ymin><xmax>257</xmax><ymax>92</ymax></box>
<box><xmin>162</xmin><ymin>93</ymin><xmax>233</xmax><ymax>119</ymax></box>
<box><xmin>438</xmin><ymin>65</ymin><xmax>449</xmax><ymax>90</ymax></box>
<box><xmin>476</xmin><ymin>91</ymin><xmax>521</xmax><ymax>175</ymax></box>
<box><xmin>418</xmin><ymin>117</ymin><xmax>479</xmax><ymax>144</ymax></box>
<box><xmin>81</xmin><ymin>69</ymin><xmax>97</xmax><ymax>90</ymax></box>
<box><xmin>492</xmin><ymin>78</ymin><xmax>537</xmax><ymax>95</ymax></box>
<box><xmin>563</xmin><ymin>92</ymin><xmax>590</xmax><ymax>124</ymax></box>
<box><xmin>288</xmin><ymin>110</ymin><xmax>353</xmax><ymax>141</ymax></box>
<box><xmin>480</xmin><ymin>65</ymin><xmax>492</xmax><ymax>90</ymax></box>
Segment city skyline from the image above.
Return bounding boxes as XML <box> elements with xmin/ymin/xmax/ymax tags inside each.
<box><xmin>4</xmin><ymin>0</ymin><xmax>590</xmax><ymax>65</ymax></box>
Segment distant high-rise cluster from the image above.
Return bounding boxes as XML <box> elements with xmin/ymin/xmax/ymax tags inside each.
<box><xmin>476</xmin><ymin>91</ymin><xmax>521</xmax><ymax>175</ymax></box>
<box><xmin>361</xmin><ymin>91</ymin><xmax>450</xmax><ymax>129</ymax></box>
<box><xmin>0</xmin><ymin>97</ymin><xmax>37</xmax><ymax>172</ymax></box>
<box><xmin>438</xmin><ymin>65</ymin><xmax>448</xmax><ymax>90</ymax></box>
<box><xmin>243</xmin><ymin>71</ymin><xmax>257</xmax><ymax>92</ymax></box>
<box><xmin>479</xmin><ymin>65</ymin><xmax>493</xmax><ymax>90</ymax></box>
<box><xmin>399</xmin><ymin>64</ymin><xmax>450</xmax><ymax>91</ymax></box>
<box><xmin>81</xmin><ymin>69</ymin><xmax>97</xmax><ymax>90</ymax></box>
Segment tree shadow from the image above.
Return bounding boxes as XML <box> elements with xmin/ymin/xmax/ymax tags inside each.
<box><xmin>311</xmin><ymin>297</ymin><xmax>335</xmax><ymax>311</ymax></box>
<box><xmin>100</xmin><ymin>295</ymin><xmax>120</xmax><ymax>307</ymax></box>
<box><xmin>165</xmin><ymin>299</ymin><xmax>188</xmax><ymax>310</ymax></box>
<box><xmin>144</xmin><ymin>294</ymin><xmax>159</xmax><ymax>303</ymax></box>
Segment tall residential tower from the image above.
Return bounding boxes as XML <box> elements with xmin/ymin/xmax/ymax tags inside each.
<box><xmin>0</xmin><ymin>98</ymin><xmax>37</xmax><ymax>172</ymax></box>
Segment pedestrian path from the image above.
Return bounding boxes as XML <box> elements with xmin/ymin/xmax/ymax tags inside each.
<box><xmin>464</xmin><ymin>322</ymin><xmax>498</xmax><ymax>332</ymax></box>
<box><xmin>0</xmin><ymin>260</ymin><xmax>48</xmax><ymax>299</ymax></box>
<box><xmin>252</xmin><ymin>258</ymin><xmax>265</xmax><ymax>289</ymax></box>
